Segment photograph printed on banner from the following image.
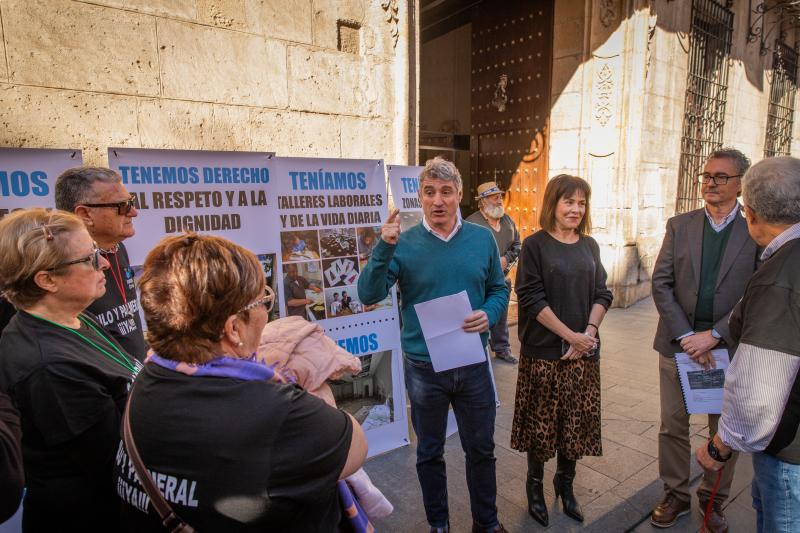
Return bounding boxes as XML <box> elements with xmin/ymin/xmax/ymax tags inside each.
<box><xmin>280</xmin><ymin>230</ymin><xmax>320</xmax><ymax>262</ymax></box>
<box><xmin>364</xmin><ymin>293</ymin><xmax>393</xmax><ymax>313</ymax></box>
<box><xmin>324</xmin><ymin>286</ymin><xmax>364</xmax><ymax>317</ymax></box>
<box><xmin>256</xmin><ymin>253</ymin><xmax>279</xmax><ymax>320</ymax></box>
<box><xmin>319</xmin><ymin>228</ymin><xmax>357</xmax><ymax>258</ymax></box>
<box><xmin>329</xmin><ymin>350</ymin><xmax>394</xmax><ymax>431</ymax></box>
<box><xmin>399</xmin><ymin>211</ymin><xmax>423</xmax><ymax>232</ymax></box>
<box><xmin>282</xmin><ymin>261</ymin><xmax>325</xmax><ymax>321</ymax></box>
<box><xmin>356</xmin><ymin>226</ymin><xmax>380</xmax><ymax>261</ymax></box>
<box><xmin>322</xmin><ymin>256</ymin><xmax>359</xmax><ymax>288</ymax></box>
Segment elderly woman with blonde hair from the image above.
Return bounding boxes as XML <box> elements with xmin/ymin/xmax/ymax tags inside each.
<box><xmin>115</xmin><ymin>233</ymin><xmax>367</xmax><ymax>532</ymax></box>
<box><xmin>0</xmin><ymin>208</ymin><xmax>138</xmax><ymax>531</ymax></box>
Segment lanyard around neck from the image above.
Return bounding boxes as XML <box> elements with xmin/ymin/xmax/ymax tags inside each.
<box><xmin>30</xmin><ymin>312</ymin><xmax>138</xmax><ymax>374</ymax></box>
<box><xmin>105</xmin><ymin>250</ymin><xmax>128</xmax><ymax>306</ymax></box>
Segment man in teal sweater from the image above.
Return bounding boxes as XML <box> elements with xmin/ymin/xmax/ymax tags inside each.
<box><xmin>358</xmin><ymin>157</ymin><xmax>508</xmax><ymax>533</ymax></box>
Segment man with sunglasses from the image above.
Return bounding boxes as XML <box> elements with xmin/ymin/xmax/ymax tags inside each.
<box><xmin>55</xmin><ymin>167</ymin><xmax>146</xmax><ymax>362</ymax></box>
<box><xmin>650</xmin><ymin>148</ymin><xmax>760</xmax><ymax>532</ymax></box>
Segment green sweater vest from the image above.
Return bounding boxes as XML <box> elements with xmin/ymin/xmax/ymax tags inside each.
<box><xmin>694</xmin><ymin>218</ymin><xmax>734</xmax><ymax>331</ymax></box>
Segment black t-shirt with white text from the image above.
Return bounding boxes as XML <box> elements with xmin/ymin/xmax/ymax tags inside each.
<box><xmin>89</xmin><ymin>242</ymin><xmax>147</xmax><ymax>362</ymax></box>
<box><xmin>0</xmin><ymin>310</ymin><xmax>135</xmax><ymax>531</ymax></box>
<box><xmin>116</xmin><ymin>363</ymin><xmax>353</xmax><ymax>532</ymax></box>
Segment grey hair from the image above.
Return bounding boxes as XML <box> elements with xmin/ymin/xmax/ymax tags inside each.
<box><xmin>742</xmin><ymin>156</ymin><xmax>800</xmax><ymax>225</ymax></box>
<box><xmin>54</xmin><ymin>166</ymin><xmax>121</xmax><ymax>212</ymax></box>
<box><xmin>419</xmin><ymin>156</ymin><xmax>462</xmax><ymax>193</ymax></box>
<box><xmin>708</xmin><ymin>147</ymin><xmax>751</xmax><ymax>176</ymax></box>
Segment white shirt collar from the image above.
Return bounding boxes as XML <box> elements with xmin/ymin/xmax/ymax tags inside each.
<box><xmin>704</xmin><ymin>202</ymin><xmax>740</xmax><ymax>233</ymax></box>
<box><xmin>761</xmin><ymin>221</ymin><xmax>800</xmax><ymax>261</ymax></box>
<box><xmin>422</xmin><ymin>212</ymin><xmax>463</xmax><ymax>242</ymax></box>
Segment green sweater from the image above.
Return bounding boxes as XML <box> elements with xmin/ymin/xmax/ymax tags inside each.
<box><xmin>357</xmin><ymin>222</ymin><xmax>509</xmax><ymax>360</ymax></box>
<box><xmin>694</xmin><ymin>218</ymin><xmax>734</xmax><ymax>331</ymax></box>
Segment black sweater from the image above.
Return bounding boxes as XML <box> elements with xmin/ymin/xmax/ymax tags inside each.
<box><xmin>515</xmin><ymin>231</ymin><xmax>613</xmax><ymax>359</ymax></box>
<box><xmin>0</xmin><ymin>391</ymin><xmax>23</xmax><ymax>522</ymax></box>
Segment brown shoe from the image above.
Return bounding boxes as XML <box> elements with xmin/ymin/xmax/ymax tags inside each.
<box><xmin>650</xmin><ymin>493</ymin><xmax>690</xmax><ymax>528</ymax></box>
<box><xmin>698</xmin><ymin>498</ymin><xmax>729</xmax><ymax>533</ymax></box>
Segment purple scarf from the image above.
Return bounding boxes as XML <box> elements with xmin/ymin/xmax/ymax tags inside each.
<box><xmin>148</xmin><ymin>352</ymin><xmax>280</xmax><ymax>381</ymax></box>
<box><xmin>147</xmin><ymin>353</ymin><xmax>373</xmax><ymax>532</ymax></box>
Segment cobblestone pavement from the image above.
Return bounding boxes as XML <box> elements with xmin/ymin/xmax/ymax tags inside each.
<box><xmin>366</xmin><ymin>298</ymin><xmax>756</xmax><ymax>533</ymax></box>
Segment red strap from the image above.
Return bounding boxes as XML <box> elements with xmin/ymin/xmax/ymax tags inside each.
<box><xmin>106</xmin><ymin>251</ymin><xmax>128</xmax><ymax>305</ymax></box>
<box><xmin>701</xmin><ymin>469</ymin><xmax>723</xmax><ymax>533</ymax></box>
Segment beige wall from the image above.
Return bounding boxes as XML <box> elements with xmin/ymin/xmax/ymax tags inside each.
<box><xmin>550</xmin><ymin>0</ymin><xmax>800</xmax><ymax>306</ymax></box>
<box><xmin>0</xmin><ymin>0</ymin><xmax>413</xmax><ymax>166</ymax></box>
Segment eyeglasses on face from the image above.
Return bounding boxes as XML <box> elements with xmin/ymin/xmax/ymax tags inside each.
<box><xmin>238</xmin><ymin>285</ymin><xmax>275</xmax><ymax>314</ymax></box>
<box><xmin>47</xmin><ymin>243</ymin><xmax>101</xmax><ymax>271</ymax></box>
<box><xmin>697</xmin><ymin>173</ymin><xmax>743</xmax><ymax>185</ymax></box>
<box><xmin>81</xmin><ymin>194</ymin><xmax>136</xmax><ymax>215</ymax></box>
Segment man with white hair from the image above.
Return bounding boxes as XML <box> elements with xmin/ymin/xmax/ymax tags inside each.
<box><xmin>696</xmin><ymin>156</ymin><xmax>800</xmax><ymax>533</ymax></box>
<box><xmin>466</xmin><ymin>182</ymin><xmax>521</xmax><ymax>364</ymax></box>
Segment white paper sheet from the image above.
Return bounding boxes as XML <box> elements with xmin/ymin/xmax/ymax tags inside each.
<box><xmin>414</xmin><ymin>291</ymin><xmax>486</xmax><ymax>372</ymax></box>
<box><xmin>674</xmin><ymin>349</ymin><xmax>731</xmax><ymax>414</ymax></box>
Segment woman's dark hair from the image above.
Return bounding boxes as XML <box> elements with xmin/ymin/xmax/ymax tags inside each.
<box><xmin>538</xmin><ymin>174</ymin><xmax>592</xmax><ymax>235</ymax></box>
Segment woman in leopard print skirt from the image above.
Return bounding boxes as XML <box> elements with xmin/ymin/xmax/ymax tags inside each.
<box><xmin>511</xmin><ymin>175</ymin><xmax>613</xmax><ymax>527</ymax></box>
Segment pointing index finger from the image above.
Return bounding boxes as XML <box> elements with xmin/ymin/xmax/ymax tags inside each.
<box><xmin>386</xmin><ymin>208</ymin><xmax>400</xmax><ymax>224</ymax></box>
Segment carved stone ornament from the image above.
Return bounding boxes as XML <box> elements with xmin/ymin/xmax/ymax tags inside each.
<box><xmin>594</xmin><ymin>63</ymin><xmax>614</xmax><ymax>126</ymax></box>
<box><xmin>492</xmin><ymin>74</ymin><xmax>509</xmax><ymax>112</ymax></box>
<box><xmin>599</xmin><ymin>0</ymin><xmax>617</xmax><ymax>28</ymax></box>
<box><xmin>381</xmin><ymin>0</ymin><xmax>400</xmax><ymax>48</ymax></box>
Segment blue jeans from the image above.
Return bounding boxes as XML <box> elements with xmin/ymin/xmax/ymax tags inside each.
<box><xmin>488</xmin><ymin>279</ymin><xmax>512</xmax><ymax>355</ymax></box>
<box><xmin>751</xmin><ymin>452</ymin><xmax>800</xmax><ymax>533</ymax></box>
<box><xmin>403</xmin><ymin>356</ymin><xmax>498</xmax><ymax>529</ymax></box>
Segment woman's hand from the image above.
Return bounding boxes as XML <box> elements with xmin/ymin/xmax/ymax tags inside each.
<box><xmin>570</xmin><ymin>331</ymin><xmax>597</xmax><ymax>352</ymax></box>
<box><xmin>561</xmin><ymin>346</ymin><xmax>584</xmax><ymax>360</ymax></box>
<box><xmin>561</xmin><ymin>331</ymin><xmax>596</xmax><ymax>360</ymax></box>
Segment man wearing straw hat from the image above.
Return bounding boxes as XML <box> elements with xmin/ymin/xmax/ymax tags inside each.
<box><xmin>466</xmin><ymin>182</ymin><xmax>521</xmax><ymax>364</ymax></box>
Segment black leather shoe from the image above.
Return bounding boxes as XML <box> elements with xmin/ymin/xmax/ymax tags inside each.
<box><xmin>526</xmin><ymin>452</ymin><xmax>549</xmax><ymax>526</ymax></box>
<box><xmin>554</xmin><ymin>455</ymin><xmax>584</xmax><ymax>523</ymax></box>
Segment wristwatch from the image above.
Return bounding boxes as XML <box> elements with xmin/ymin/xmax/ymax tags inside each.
<box><xmin>707</xmin><ymin>439</ymin><xmax>732</xmax><ymax>462</ymax></box>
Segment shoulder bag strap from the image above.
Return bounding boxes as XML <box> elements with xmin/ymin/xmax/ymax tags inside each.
<box><xmin>123</xmin><ymin>386</ymin><xmax>197</xmax><ymax>533</ymax></box>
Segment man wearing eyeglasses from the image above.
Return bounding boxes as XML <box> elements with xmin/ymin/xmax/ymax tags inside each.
<box><xmin>55</xmin><ymin>167</ymin><xmax>146</xmax><ymax>363</ymax></box>
<box><xmin>650</xmin><ymin>148</ymin><xmax>760</xmax><ymax>532</ymax></box>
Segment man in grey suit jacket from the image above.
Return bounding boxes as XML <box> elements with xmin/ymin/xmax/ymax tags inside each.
<box><xmin>650</xmin><ymin>148</ymin><xmax>760</xmax><ymax>532</ymax></box>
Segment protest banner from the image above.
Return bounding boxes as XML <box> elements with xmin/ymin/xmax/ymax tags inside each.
<box><xmin>386</xmin><ymin>164</ymin><xmax>424</xmax><ymax>231</ymax></box>
<box><xmin>273</xmin><ymin>156</ymin><xmax>408</xmax><ymax>456</ymax></box>
<box><xmin>108</xmin><ymin>148</ymin><xmax>278</xmax><ymax>266</ymax></box>
<box><xmin>0</xmin><ymin>147</ymin><xmax>83</xmax><ymax>219</ymax></box>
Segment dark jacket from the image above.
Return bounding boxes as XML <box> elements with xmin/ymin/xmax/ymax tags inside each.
<box><xmin>652</xmin><ymin>208</ymin><xmax>759</xmax><ymax>356</ymax></box>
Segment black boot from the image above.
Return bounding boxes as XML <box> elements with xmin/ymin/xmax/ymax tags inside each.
<box><xmin>526</xmin><ymin>452</ymin><xmax>548</xmax><ymax>526</ymax></box>
<box><xmin>553</xmin><ymin>453</ymin><xmax>584</xmax><ymax>522</ymax></box>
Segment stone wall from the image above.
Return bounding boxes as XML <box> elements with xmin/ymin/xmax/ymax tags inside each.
<box><xmin>550</xmin><ymin>0</ymin><xmax>800</xmax><ymax>307</ymax></box>
<box><xmin>0</xmin><ymin>0</ymin><xmax>413</xmax><ymax>166</ymax></box>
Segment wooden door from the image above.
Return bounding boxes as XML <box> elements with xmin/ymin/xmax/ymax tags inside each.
<box><xmin>470</xmin><ymin>1</ymin><xmax>553</xmax><ymax>244</ymax></box>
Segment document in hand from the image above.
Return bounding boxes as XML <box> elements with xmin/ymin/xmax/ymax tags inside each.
<box><xmin>414</xmin><ymin>291</ymin><xmax>487</xmax><ymax>372</ymax></box>
<box><xmin>674</xmin><ymin>349</ymin><xmax>731</xmax><ymax>414</ymax></box>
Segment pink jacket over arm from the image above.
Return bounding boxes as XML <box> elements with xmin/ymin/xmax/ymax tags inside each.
<box><xmin>255</xmin><ymin>316</ymin><xmax>361</xmax><ymax>391</ymax></box>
